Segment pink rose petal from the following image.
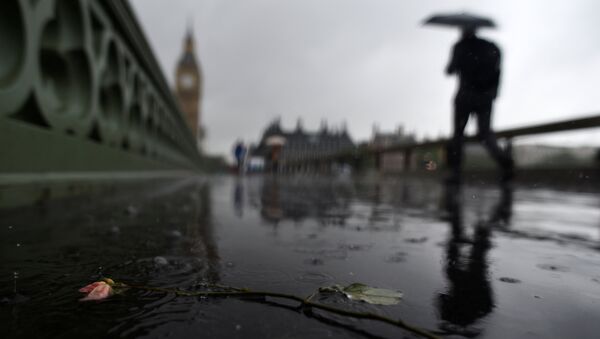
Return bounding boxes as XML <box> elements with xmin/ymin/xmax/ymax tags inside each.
<box><xmin>79</xmin><ymin>282</ymin><xmax>113</xmax><ymax>301</ymax></box>
<box><xmin>79</xmin><ymin>281</ymin><xmax>104</xmax><ymax>293</ymax></box>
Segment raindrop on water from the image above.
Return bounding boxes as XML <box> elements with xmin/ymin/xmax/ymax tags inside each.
<box><xmin>13</xmin><ymin>271</ymin><xmax>19</xmax><ymax>294</ymax></box>
<box><xmin>168</xmin><ymin>230</ymin><xmax>182</xmax><ymax>238</ymax></box>
<box><xmin>154</xmin><ymin>256</ymin><xmax>168</xmax><ymax>266</ymax></box>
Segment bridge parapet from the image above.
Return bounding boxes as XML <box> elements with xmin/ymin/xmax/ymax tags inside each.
<box><xmin>0</xmin><ymin>0</ymin><xmax>200</xmax><ymax>175</ymax></box>
<box><xmin>281</xmin><ymin>114</ymin><xmax>600</xmax><ymax>174</ymax></box>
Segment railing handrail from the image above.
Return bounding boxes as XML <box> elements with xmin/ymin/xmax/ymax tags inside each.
<box><xmin>373</xmin><ymin>113</ymin><xmax>600</xmax><ymax>154</ymax></box>
<box><xmin>284</xmin><ymin>113</ymin><xmax>600</xmax><ymax>164</ymax></box>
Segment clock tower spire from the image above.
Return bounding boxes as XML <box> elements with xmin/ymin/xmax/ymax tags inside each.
<box><xmin>175</xmin><ymin>24</ymin><xmax>203</xmax><ymax>150</ymax></box>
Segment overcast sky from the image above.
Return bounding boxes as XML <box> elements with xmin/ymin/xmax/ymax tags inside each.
<box><xmin>130</xmin><ymin>0</ymin><xmax>600</xmax><ymax>156</ymax></box>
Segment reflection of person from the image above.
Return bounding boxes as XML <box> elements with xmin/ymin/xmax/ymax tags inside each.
<box><xmin>233</xmin><ymin>179</ymin><xmax>244</xmax><ymax>217</ymax></box>
<box><xmin>260</xmin><ymin>178</ymin><xmax>284</xmax><ymax>224</ymax></box>
<box><xmin>446</xmin><ymin>28</ymin><xmax>513</xmax><ymax>183</ymax></box>
<box><xmin>186</xmin><ymin>184</ymin><xmax>220</xmax><ymax>283</ymax></box>
<box><xmin>437</xmin><ymin>183</ymin><xmax>513</xmax><ymax>334</ymax></box>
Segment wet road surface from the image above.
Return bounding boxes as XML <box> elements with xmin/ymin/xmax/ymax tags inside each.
<box><xmin>2</xmin><ymin>175</ymin><xmax>600</xmax><ymax>338</ymax></box>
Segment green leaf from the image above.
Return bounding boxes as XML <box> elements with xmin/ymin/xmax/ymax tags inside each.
<box><xmin>319</xmin><ymin>283</ymin><xmax>403</xmax><ymax>305</ymax></box>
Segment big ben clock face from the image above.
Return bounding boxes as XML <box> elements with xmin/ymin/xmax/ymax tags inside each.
<box><xmin>180</xmin><ymin>74</ymin><xmax>195</xmax><ymax>89</ymax></box>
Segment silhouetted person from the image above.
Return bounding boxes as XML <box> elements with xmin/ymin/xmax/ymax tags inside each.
<box><xmin>233</xmin><ymin>140</ymin><xmax>246</xmax><ymax>173</ymax></box>
<box><xmin>269</xmin><ymin>145</ymin><xmax>282</xmax><ymax>173</ymax></box>
<box><xmin>446</xmin><ymin>28</ymin><xmax>513</xmax><ymax>183</ymax></box>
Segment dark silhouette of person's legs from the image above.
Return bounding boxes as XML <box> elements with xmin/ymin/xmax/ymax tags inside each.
<box><xmin>447</xmin><ymin>97</ymin><xmax>471</xmax><ymax>183</ymax></box>
<box><xmin>475</xmin><ymin>105</ymin><xmax>514</xmax><ymax>180</ymax></box>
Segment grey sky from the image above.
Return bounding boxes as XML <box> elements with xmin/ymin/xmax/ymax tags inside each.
<box><xmin>130</xmin><ymin>0</ymin><xmax>600</xmax><ymax>156</ymax></box>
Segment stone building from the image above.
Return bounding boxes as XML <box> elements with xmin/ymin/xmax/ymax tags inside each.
<box><xmin>369</xmin><ymin>125</ymin><xmax>417</xmax><ymax>172</ymax></box>
<box><xmin>252</xmin><ymin>119</ymin><xmax>355</xmax><ymax>171</ymax></box>
<box><xmin>175</xmin><ymin>27</ymin><xmax>203</xmax><ymax>150</ymax></box>
<box><xmin>370</xmin><ymin>124</ymin><xmax>416</xmax><ymax>149</ymax></box>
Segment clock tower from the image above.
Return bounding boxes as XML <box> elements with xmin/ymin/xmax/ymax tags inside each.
<box><xmin>175</xmin><ymin>27</ymin><xmax>203</xmax><ymax>149</ymax></box>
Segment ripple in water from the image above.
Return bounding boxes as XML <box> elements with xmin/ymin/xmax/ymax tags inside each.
<box><xmin>295</xmin><ymin>271</ymin><xmax>335</xmax><ymax>284</ymax></box>
<box><xmin>537</xmin><ymin>263</ymin><xmax>569</xmax><ymax>272</ymax></box>
<box><xmin>385</xmin><ymin>251</ymin><xmax>408</xmax><ymax>263</ymax></box>
<box><xmin>499</xmin><ymin>277</ymin><xmax>521</xmax><ymax>284</ymax></box>
<box><xmin>226</xmin><ymin>268</ymin><xmax>293</xmax><ymax>286</ymax></box>
<box><xmin>303</xmin><ymin>258</ymin><xmax>325</xmax><ymax>266</ymax></box>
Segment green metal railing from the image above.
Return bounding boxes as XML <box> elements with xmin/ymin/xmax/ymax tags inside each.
<box><xmin>0</xmin><ymin>0</ymin><xmax>201</xmax><ymax>177</ymax></box>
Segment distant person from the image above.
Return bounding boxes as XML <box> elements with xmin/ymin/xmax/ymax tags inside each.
<box><xmin>269</xmin><ymin>145</ymin><xmax>281</xmax><ymax>174</ymax></box>
<box><xmin>233</xmin><ymin>141</ymin><xmax>246</xmax><ymax>173</ymax></box>
<box><xmin>446</xmin><ymin>28</ymin><xmax>513</xmax><ymax>183</ymax></box>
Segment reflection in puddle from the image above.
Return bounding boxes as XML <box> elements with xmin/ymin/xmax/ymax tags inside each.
<box><xmin>436</xmin><ymin>183</ymin><xmax>512</xmax><ymax>334</ymax></box>
<box><xmin>2</xmin><ymin>175</ymin><xmax>600</xmax><ymax>338</ymax></box>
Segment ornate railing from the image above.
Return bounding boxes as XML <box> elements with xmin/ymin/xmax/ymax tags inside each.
<box><xmin>0</xmin><ymin>0</ymin><xmax>200</xmax><ymax>173</ymax></box>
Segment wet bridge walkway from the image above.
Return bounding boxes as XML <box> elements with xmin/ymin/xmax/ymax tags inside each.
<box><xmin>2</xmin><ymin>175</ymin><xmax>600</xmax><ymax>338</ymax></box>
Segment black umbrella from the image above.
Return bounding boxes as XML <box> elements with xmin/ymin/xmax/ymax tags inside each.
<box><xmin>423</xmin><ymin>12</ymin><xmax>496</xmax><ymax>29</ymax></box>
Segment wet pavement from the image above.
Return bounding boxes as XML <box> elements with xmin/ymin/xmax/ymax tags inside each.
<box><xmin>1</xmin><ymin>174</ymin><xmax>600</xmax><ymax>338</ymax></box>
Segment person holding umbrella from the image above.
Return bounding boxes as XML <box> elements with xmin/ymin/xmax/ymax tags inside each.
<box><xmin>425</xmin><ymin>13</ymin><xmax>514</xmax><ymax>184</ymax></box>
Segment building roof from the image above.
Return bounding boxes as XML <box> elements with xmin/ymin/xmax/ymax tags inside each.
<box><xmin>253</xmin><ymin>119</ymin><xmax>355</xmax><ymax>161</ymax></box>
